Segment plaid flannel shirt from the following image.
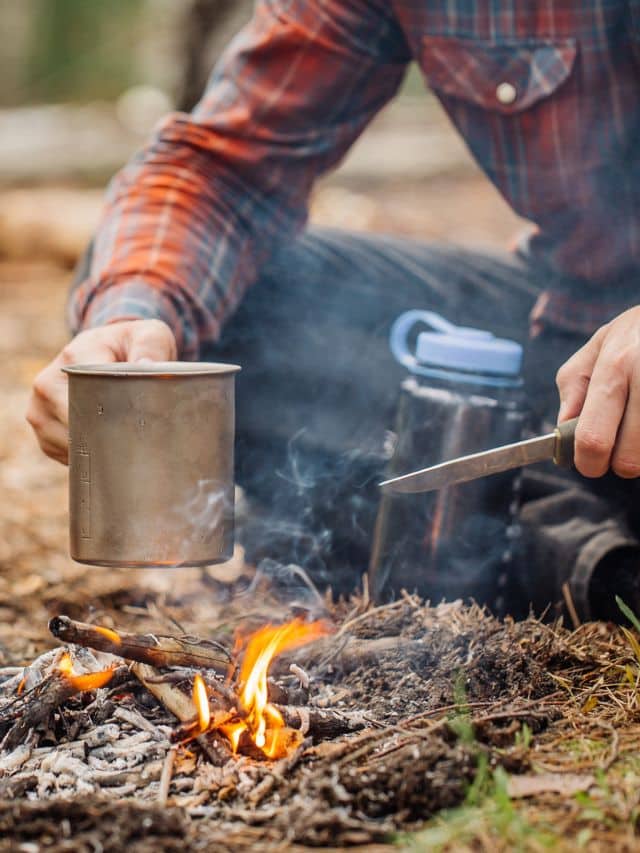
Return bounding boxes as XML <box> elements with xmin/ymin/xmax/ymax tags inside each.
<box><xmin>70</xmin><ymin>0</ymin><xmax>640</xmax><ymax>358</ymax></box>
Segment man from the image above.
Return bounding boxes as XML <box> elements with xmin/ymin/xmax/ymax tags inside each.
<box><xmin>26</xmin><ymin>1</ymin><xmax>640</xmax><ymax>617</ymax></box>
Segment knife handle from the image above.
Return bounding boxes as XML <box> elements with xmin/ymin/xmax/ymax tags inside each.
<box><xmin>553</xmin><ymin>417</ymin><xmax>578</xmax><ymax>468</ymax></box>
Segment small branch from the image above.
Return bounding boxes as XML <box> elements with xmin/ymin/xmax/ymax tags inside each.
<box><xmin>1</xmin><ymin>673</ymin><xmax>80</xmax><ymax>751</ymax></box>
<box><xmin>131</xmin><ymin>663</ymin><xmax>196</xmax><ymax>723</ymax></box>
<box><xmin>275</xmin><ymin>705</ymin><xmax>370</xmax><ymax>739</ymax></box>
<box><xmin>157</xmin><ymin>746</ymin><xmax>177</xmax><ymax>805</ymax></box>
<box><xmin>49</xmin><ymin>615</ymin><xmax>230</xmax><ymax>671</ymax></box>
<box><xmin>131</xmin><ymin>663</ymin><xmax>233</xmax><ymax>765</ymax></box>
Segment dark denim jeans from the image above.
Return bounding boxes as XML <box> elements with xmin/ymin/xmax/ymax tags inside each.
<box><xmin>74</xmin><ymin>228</ymin><xmax>640</xmax><ymax>618</ymax></box>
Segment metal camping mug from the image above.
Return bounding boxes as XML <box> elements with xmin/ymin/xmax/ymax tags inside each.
<box><xmin>64</xmin><ymin>362</ymin><xmax>241</xmax><ymax>567</ymax></box>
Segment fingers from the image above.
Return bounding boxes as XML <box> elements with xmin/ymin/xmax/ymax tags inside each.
<box><xmin>29</xmin><ymin>356</ymin><xmax>68</xmax><ymax>426</ymax></box>
<box><xmin>612</xmin><ymin>378</ymin><xmax>640</xmax><ymax>478</ymax></box>
<box><xmin>557</xmin><ymin>310</ymin><xmax>640</xmax><ymax>478</ymax></box>
<box><xmin>554</xmin><ymin>314</ymin><xmax>640</xmax><ymax>478</ymax></box>
<box><xmin>53</xmin><ymin>336</ymin><xmax>116</xmax><ymax>424</ymax></box>
<box><xmin>27</xmin><ymin>319</ymin><xmax>179</xmax><ymax>465</ymax></box>
<box><xmin>124</xmin><ymin>319</ymin><xmax>177</xmax><ymax>362</ymax></box>
<box><xmin>61</xmin><ymin>331</ymin><xmax>117</xmax><ymax>370</ymax></box>
<box><xmin>555</xmin><ymin>325</ymin><xmax>607</xmax><ymax>423</ymax></box>
<box><xmin>30</xmin><ymin>335</ymin><xmax>116</xmax><ymax>440</ymax></box>
<box><xmin>31</xmin><ymin>416</ymin><xmax>70</xmax><ymax>465</ymax></box>
<box><xmin>573</xmin><ymin>343</ymin><xmax>628</xmax><ymax>477</ymax></box>
<box><xmin>27</xmin><ymin>357</ymin><xmax>69</xmax><ymax>465</ymax></box>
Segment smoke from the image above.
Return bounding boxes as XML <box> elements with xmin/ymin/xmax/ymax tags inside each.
<box><xmin>245</xmin><ymin>558</ymin><xmax>328</xmax><ymax>617</ymax></box>
<box><xmin>233</xmin><ymin>428</ymin><xmax>388</xmax><ymax>597</ymax></box>
<box><xmin>181</xmin><ymin>478</ymin><xmax>232</xmax><ymax>547</ymax></box>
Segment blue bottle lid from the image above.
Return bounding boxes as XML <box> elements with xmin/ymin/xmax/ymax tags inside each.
<box><xmin>390</xmin><ymin>310</ymin><xmax>523</xmax><ymax>384</ymax></box>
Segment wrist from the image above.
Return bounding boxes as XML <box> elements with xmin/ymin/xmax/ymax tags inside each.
<box><xmin>69</xmin><ymin>277</ymin><xmax>196</xmax><ymax>360</ymax></box>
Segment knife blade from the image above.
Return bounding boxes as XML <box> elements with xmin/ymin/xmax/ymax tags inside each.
<box><xmin>380</xmin><ymin>417</ymin><xmax>578</xmax><ymax>494</ymax></box>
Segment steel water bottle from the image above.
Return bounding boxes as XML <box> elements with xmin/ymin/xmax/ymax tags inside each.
<box><xmin>369</xmin><ymin>311</ymin><xmax>527</xmax><ymax>614</ymax></box>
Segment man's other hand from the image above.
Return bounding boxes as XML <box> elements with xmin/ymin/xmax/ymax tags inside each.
<box><xmin>26</xmin><ymin>320</ymin><xmax>177</xmax><ymax>464</ymax></box>
<box><xmin>556</xmin><ymin>306</ymin><xmax>640</xmax><ymax>479</ymax></box>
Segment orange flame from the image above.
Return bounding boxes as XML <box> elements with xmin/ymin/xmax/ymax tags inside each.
<box><xmin>193</xmin><ymin>674</ymin><xmax>210</xmax><ymax>733</ymax></box>
<box><xmin>58</xmin><ymin>652</ymin><xmax>115</xmax><ymax>691</ymax></box>
<box><xmin>220</xmin><ymin>618</ymin><xmax>329</xmax><ymax>759</ymax></box>
<box><xmin>95</xmin><ymin>626</ymin><xmax>122</xmax><ymax>645</ymax></box>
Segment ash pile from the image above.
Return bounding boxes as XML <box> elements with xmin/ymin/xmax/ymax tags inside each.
<box><xmin>0</xmin><ymin>585</ymin><xmax>603</xmax><ymax>851</ymax></box>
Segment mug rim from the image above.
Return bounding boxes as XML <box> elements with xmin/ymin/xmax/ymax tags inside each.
<box><xmin>62</xmin><ymin>361</ymin><xmax>241</xmax><ymax>377</ymax></box>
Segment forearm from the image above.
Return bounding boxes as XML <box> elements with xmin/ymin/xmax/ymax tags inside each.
<box><xmin>69</xmin><ymin>0</ymin><xmax>409</xmax><ymax>359</ymax></box>
<box><xmin>70</xmin><ymin>145</ymin><xmax>307</xmax><ymax>359</ymax></box>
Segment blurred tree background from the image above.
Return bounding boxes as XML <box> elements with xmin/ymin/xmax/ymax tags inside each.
<box><xmin>24</xmin><ymin>0</ymin><xmax>146</xmax><ymax>104</ymax></box>
<box><xmin>0</xmin><ymin>0</ymin><xmax>252</xmax><ymax>109</ymax></box>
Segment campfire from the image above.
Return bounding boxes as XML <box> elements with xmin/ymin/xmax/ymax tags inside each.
<box><xmin>2</xmin><ymin>593</ymin><xmax>634</xmax><ymax>850</ymax></box>
<box><xmin>215</xmin><ymin>618</ymin><xmax>330</xmax><ymax>758</ymax></box>
<box><xmin>1</xmin><ymin>613</ymin><xmax>366</xmax><ymax>773</ymax></box>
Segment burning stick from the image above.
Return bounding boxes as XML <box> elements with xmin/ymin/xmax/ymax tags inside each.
<box><xmin>132</xmin><ymin>619</ymin><xmax>364</xmax><ymax>760</ymax></box>
<box><xmin>0</xmin><ymin>652</ymin><xmax>122</xmax><ymax>752</ymax></box>
<box><xmin>49</xmin><ymin>615</ymin><xmax>230</xmax><ymax>671</ymax></box>
<box><xmin>130</xmin><ymin>662</ymin><xmax>197</xmax><ymax>723</ymax></box>
<box><xmin>132</xmin><ymin>661</ymin><xmax>367</xmax><ymax>758</ymax></box>
<box><xmin>132</xmin><ymin>662</ymin><xmax>233</xmax><ymax>765</ymax></box>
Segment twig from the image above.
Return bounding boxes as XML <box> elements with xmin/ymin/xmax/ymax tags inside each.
<box><xmin>275</xmin><ymin>705</ymin><xmax>371</xmax><ymax>738</ymax></box>
<box><xmin>333</xmin><ymin>599</ymin><xmax>408</xmax><ymax>641</ymax></box>
<box><xmin>289</xmin><ymin>664</ymin><xmax>310</xmax><ymax>690</ymax></box>
<box><xmin>130</xmin><ymin>663</ymin><xmax>197</xmax><ymax>723</ymax></box>
<box><xmin>562</xmin><ymin>582</ymin><xmax>582</xmax><ymax>630</ymax></box>
<box><xmin>0</xmin><ymin>673</ymin><xmax>81</xmax><ymax>752</ymax></box>
<box><xmin>293</xmin><ymin>635</ymin><xmax>425</xmax><ymax>674</ymax></box>
<box><xmin>131</xmin><ymin>662</ymin><xmax>233</xmax><ymax>765</ymax></box>
<box><xmin>157</xmin><ymin>746</ymin><xmax>177</xmax><ymax>805</ymax></box>
<box><xmin>49</xmin><ymin>615</ymin><xmax>230</xmax><ymax>670</ymax></box>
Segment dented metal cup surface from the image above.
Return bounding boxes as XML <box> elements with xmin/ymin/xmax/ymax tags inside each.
<box><xmin>64</xmin><ymin>362</ymin><xmax>241</xmax><ymax>568</ymax></box>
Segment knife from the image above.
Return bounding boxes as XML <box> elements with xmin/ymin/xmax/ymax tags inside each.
<box><xmin>380</xmin><ymin>417</ymin><xmax>578</xmax><ymax>494</ymax></box>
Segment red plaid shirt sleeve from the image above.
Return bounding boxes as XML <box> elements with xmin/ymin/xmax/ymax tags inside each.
<box><xmin>69</xmin><ymin>0</ymin><xmax>410</xmax><ymax>358</ymax></box>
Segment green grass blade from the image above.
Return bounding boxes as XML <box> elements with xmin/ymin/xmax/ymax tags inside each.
<box><xmin>616</xmin><ymin>595</ymin><xmax>640</xmax><ymax>634</ymax></box>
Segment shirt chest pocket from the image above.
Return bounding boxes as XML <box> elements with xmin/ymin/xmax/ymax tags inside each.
<box><xmin>421</xmin><ymin>35</ymin><xmax>577</xmax><ymax>114</ymax></box>
<box><xmin>419</xmin><ymin>35</ymin><xmax>578</xmax><ymax>217</ymax></box>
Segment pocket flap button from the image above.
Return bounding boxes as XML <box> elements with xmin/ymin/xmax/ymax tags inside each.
<box><xmin>496</xmin><ymin>81</ymin><xmax>517</xmax><ymax>105</ymax></box>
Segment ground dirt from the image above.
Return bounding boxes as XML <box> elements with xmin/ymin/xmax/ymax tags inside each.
<box><xmin>0</xmin><ymin>183</ymin><xmax>639</xmax><ymax>851</ymax></box>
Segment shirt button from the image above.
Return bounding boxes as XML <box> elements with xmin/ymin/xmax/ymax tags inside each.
<box><xmin>496</xmin><ymin>82</ymin><xmax>517</xmax><ymax>105</ymax></box>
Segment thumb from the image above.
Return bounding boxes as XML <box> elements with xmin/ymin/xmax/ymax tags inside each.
<box><xmin>124</xmin><ymin>320</ymin><xmax>178</xmax><ymax>363</ymax></box>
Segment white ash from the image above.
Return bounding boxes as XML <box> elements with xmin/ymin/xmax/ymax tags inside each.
<box><xmin>0</xmin><ymin>649</ymin><xmax>179</xmax><ymax>804</ymax></box>
<box><xmin>0</xmin><ymin>739</ymin><xmax>32</xmax><ymax>773</ymax></box>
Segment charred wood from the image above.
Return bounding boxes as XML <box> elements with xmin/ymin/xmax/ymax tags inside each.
<box><xmin>1</xmin><ymin>673</ymin><xmax>82</xmax><ymax>752</ymax></box>
<box><xmin>266</xmin><ymin>677</ymin><xmax>308</xmax><ymax>707</ymax></box>
<box><xmin>132</xmin><ymin>663</ymin><xmax>233</xmax><ymax>765</ymax></box>
<box><xmin>0</xmin><ymin>667</ymin><xmax>131</xmax><ymax>752</ymax></box>
<box><xmin>49</xmin><ymin>615</ymin><xmax>230</xmax><ymax>671</ymax></box>
<box><xmin>274</xmin><ymin>705</ymin><xmax>370</xmax><ymax>739</ymax></box>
